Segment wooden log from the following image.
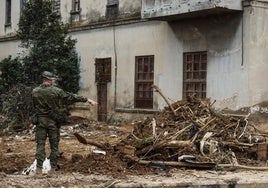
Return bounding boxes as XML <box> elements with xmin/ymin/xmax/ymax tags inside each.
<box><xmin>218</xmin><ymin>163</ymin><xmax>268</xmax><ymax>171</ymax></box>
<box><xmin>138</xmin><ymin>159</ymin><xmax>216</xmax><ymax>169</ymax></box>
<box><xmin>74</xmin><ymin>132</ymin><xmax>105</xmax><ymax>149</ymax></box>
<box><xmin>221</xmin><ymin>141</ymin><xmax>254</xmax><ymax>148</ymax></box>
<box><xmin>191</xmin><ymin>117</ymin><xmax>216</xmax><ymax>143</ymax></box>
<box><xmin>152</xmin><ymin>84</ymin><xmax>177</xmax><ymax>116</ymax></box>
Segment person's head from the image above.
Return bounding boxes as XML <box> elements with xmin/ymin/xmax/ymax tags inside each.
<box><xmin>42</xmin><ymin>71</ymin><xmax>58</xmax><ymax>85</ymax></box>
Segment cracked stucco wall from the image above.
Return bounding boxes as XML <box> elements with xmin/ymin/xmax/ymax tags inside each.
<box><xmin>61</xmin><ymin>0</ymin><xmax>141</xmax><ymax>25</ymax></box>
<box><xmin>142</xmin><ymin>0</ymin><xmax>243</xmax><ymax>18</ymax></box>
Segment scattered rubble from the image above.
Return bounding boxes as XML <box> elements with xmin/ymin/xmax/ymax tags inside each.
<box><xmin>72</xmin><ymin>95</ymin><xmax>268</xmax><ymax>175</ymax></box>
<box><xmin>1</xmin><ymin>94</ymin><xmax>268</xmax><ymax>180</ymax></box>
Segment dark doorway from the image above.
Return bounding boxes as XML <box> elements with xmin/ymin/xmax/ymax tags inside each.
<box><xmin>95</xmin><ymin>58</ymin><xmax>111</xmax><ymax>121</ymax></box>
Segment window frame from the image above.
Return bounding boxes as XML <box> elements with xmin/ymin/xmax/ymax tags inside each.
<box><xmin>106</xmin><ymin>0</ymin><xmax>119</xmax><ymax>18</ymax></box>
<box><xmin>5</xmin><ymin>0</ymin><xmax>11</xmax><ymax>27</ymax></box>
<box><xmin>183</xmin><ymin>51</ymin><xmax>207</xmax><ymax>99</ymax></box>
<box><xmin>134</xmin><ymin>55</ymin><xmax>154</xmax><ymax>109</ymax></box>
<box><xmin>71</xmin><ymin>0</ymin><xmax>81</xmax><ymax>13</ymax></box>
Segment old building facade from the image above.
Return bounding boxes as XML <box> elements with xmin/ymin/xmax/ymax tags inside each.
<box><xmin>0</xmin><ymin>0</ymin><xmax>268</xmax><ymax>121</ymax></box>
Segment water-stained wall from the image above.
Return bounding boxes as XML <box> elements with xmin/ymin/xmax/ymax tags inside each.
<box><xmin>2</xmin><ymin>0</ymin><xmax>268</xmax><ymax>121</ymax></box>
<box><xmin>60</xmin><ymin>0</ymin><xmax>141</xmax><ymax>25</ymax></box>
<box><xmin>156</xmin><ymin>13</ymin><xmax>248</xmax><ymax>110</ymax></box>
<box><xmin>142</xmin><ymin>0</ymin><xmax>242</xmax><ymax>19</ymax></box>
<box><xmin>243</xmin><ymin>1</ymin><xmax>268</xmax><ymax>106</ymax></box>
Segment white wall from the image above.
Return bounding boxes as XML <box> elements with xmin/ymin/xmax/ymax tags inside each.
<box><xmin>0</xmin><ymin>0</ymin><xmax>21</xmax><ymax>36</ymax></box>
<box><xmin>70</xmin><ymin>21</ymin><xmax>181</xmax><ymax>116</ymax></box>
<box><xmin>0</xmin><ymin>40</ymin><xmax>21</xmax><ymax>60</ymax></box>
<box><xmin>168</xmin><ymin>13</ymin><xmax>249</xmax><ymax>110</ymax></box>
<box><xmin>244</xmin><ymin>3</ymin><xmax>268</xmax><ymax>105</ymax></box>
<box><xmin>61</xmin><ymin>0</ymin><xmax>141</xmax><ymax>24</ymax></box>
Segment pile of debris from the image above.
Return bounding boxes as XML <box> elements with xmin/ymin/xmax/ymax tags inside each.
<box><xmin>118</xmin><ymin>94</ymin><xmax>268</xmax><ymax>170</ymax></box>
<box><xmin>74</xmin><ymin>94</ymin><xmax>268</xmax><ymax>173</ymax></box>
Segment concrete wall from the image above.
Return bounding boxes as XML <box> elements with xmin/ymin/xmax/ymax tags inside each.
<box><xmin>70</xmin><ymin>20</ymin><xmax>181</xmax><ymax>121</ymax></box>
<box><xmin>61</xmin><ymin>0</ymin><xmax>141</xmax><ymax>25</ymax></box>
<box><xmin>0</xmin><ymin>0</ymin><xmax>142</xmax><ymax>37</ymax></box>
<box><xmin>168</xmin><ymin>13</ymin><xmax>249</xmax><ymax>110</ymax></box>
<box><xmin>0</xmin><ymin>39</ymin><xmax>21</xmax><ymax>60</ymax></box>
<box><xmin>142</xmin><ymin>0</ymin><xmax>243</xmax><ymax>19</ymax></box>
<box><xmin>2</xmin><ymin>0</ymin><xmax>268</xmax><ymax>121</ymax></box>
<box><xmin>243</xmin><ymin>1</ymin><xmax>268</xmax><ymax>105</ymax></box>
<box><xmin>69</xmin><ymin>13</ymin><xmax>250</xmax><ymax>118</ymax></box>
<box><xmin>0</xmin><ymin>0</ymin><xmax>21</xmax><ymax>36</ymax></box>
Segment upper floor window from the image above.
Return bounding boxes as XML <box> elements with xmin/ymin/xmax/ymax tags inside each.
<box><xmin>72</xmin><ymin>0</ymin><xmax>80</xmax><ymax>12</ymax></box>
<box><xmin>106</xmin><ymin>0</ymin><xmax>119</xmax><ymax>18</ymax></box>
<box><xmin>5</xmin><ymin>0</ymin><xmax>11</xmax><ymax>26</ymax></box>
<box><xmin>70</xmin><ymin>0</ymin><xmax>81</xmax><ymax>23</ymax></box>
<box><xmin>53</xmin><ymin>0</ymin><xmax>61</xmax><ymax>15</ymax></box>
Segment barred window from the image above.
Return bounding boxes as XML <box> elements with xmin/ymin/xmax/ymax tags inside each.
<box><xmin>183</xmin><ymin>51</ymin><xmax>207</xmax><ymax>99</ymax></box>
<box><xmin>135</xmin><ymin>55</ymin><xmax>154</xmax><ymax>109</ymax></box>
<box><xmin>72</xmin><ymin>0</ymin><xmax>80</xmax><ymax>12</ymax></box>
<box><xmin>106</xmin><ymin>0</ymin><xmax>118</xmax><ymax>18</ymax></box>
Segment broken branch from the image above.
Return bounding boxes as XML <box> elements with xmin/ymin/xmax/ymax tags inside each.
<box><xmin>152</xmin><ymin>84</ymin><xmax>177</xmax><ymax>116</ymax></box>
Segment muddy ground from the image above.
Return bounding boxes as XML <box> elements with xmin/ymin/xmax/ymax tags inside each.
<box><xmin>1</xmin><ymin>116</ymin><xmax>268</xmax><ymax>188</ymax></box>
<box><xmin>2</xmin><ymin>95</ymin><xmax>268</xmax><ymax>187</ymax></box>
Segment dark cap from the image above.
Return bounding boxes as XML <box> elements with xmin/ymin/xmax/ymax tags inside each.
<box><xmin>42</xmin><ymin>71</ymin><xmax>58</xmax><ymax>80</ymax></box>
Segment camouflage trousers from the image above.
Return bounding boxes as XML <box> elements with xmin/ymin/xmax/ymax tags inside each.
<box><xmin>35</xmin><ymin>116</ymin><xmax>60</xmax><ymax>169</ymax></box>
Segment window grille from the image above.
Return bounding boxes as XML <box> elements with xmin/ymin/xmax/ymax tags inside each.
<box><xmin>106</xmin><ymin>0</ymin><xmax>119</xmax><ymax>18</ymax></box>
<box><xmin>183</xmin><ymin>51</ymin><xmax>207</xmax><ymax>99</ymax></box>
<box><xmin>135</xmin><ymin>55</ymin><xmax>154</xmax><ymax>109</ymax></box>
<box><xmin>72</xmin><ymin>0</ymin><xmax>80</xmax><ymax>12</ymax></box>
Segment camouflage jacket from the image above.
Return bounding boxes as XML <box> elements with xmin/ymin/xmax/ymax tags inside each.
<box><xmin>32</xmin><ymin>83</ymin><xmax>87</xmax><ymax>116</ymax></box>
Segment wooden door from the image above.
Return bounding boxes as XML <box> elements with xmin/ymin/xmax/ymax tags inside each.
<box><xmin>95</xmin><ymin>58</ymin><xmax>111</xmax><ymax>122</ymax></box>
<box><xmin>97</xmin><ymin>83</ymin><xmax>107</xmax><ymax>122</ymax></box>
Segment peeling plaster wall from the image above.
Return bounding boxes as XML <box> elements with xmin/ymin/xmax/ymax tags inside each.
<box><xmin>142</xmin><ymin>0</ymin><xmax>243</xmax><ymax>19</ymax></box>
<box><xmin>61</xmin><ymin>0</ymin><xmax>141</xmax><ymax>25</ymax></box>
<box><xmin>70</xmin><ymin>21</ymin><xmax>181</xmax><ymax>119</ymax></box>
<box><xmin>119</xmin><ymin>0</ymin><xmax>141</xmax><ymax>15</ymax></box>
<box><xmin>1</xmin><ymin>0</ymin><xmax>268</xmax><ymax>120</ymax></box>
<box><xmin>243</xmin><ymin>1</ymin><xmax>268</xmax><ymax>106</ymax></box>
<box><xmin>169</xmin><ymin>13</ymin><xmax>248</xmax><ymax>110</ymax></box>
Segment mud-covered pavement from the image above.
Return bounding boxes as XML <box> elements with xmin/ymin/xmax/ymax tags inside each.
<box><xmin>2</xmin><ymin>164</ymin><xmax>268</xmax><ymax>187</ymax></box>
<box><xmin>1</xmin><ymin>119</ymin><xmax>268</xmax><ymax>188</ymax></box>
<box><xmin>2</xmin><ymin>96</ymin><xmax>268</xmax><ymax>187</ymax></box>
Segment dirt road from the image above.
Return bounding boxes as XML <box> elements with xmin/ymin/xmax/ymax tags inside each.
<box><xmin>1</xmin><ymin>120</ymin><xmax>268</xmax><ymax>187</ymax></box>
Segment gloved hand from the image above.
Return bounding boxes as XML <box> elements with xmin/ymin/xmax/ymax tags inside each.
<box><xmin>87</xmin><ymin>98</ymin><xmax>98</xmax><ymax>106</ymax></box>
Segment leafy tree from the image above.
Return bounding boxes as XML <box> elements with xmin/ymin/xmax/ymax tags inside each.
<box><xmin>0</xmin><ymin>56</ymin><xmax>25</xmax><ymax>94</ymax></box>
<box><xmin>18</xmin><ymin>0</ymin><xmax>80</xmax><ymax>92</ymax></box>
<box><xmin>0</xmin><ymin>0</ymin><xmax>81</xmax><ymax>132</ymax></box>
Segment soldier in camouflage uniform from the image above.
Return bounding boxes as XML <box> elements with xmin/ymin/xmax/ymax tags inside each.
<box><xmin>32</xmin><ymin>71</ymin><xmax>97</xmax><ymax>174</ymax></box>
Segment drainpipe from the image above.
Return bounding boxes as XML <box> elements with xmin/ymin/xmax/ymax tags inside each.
<box><xmin>113</xmin><ymin>24</ymin><xmax>118</xmax><ymax>110</ymax></box>
<box><xmin>241</xmin><ymin>11</ymin><xmax>244</xmax><ymax>66</ymax></box>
